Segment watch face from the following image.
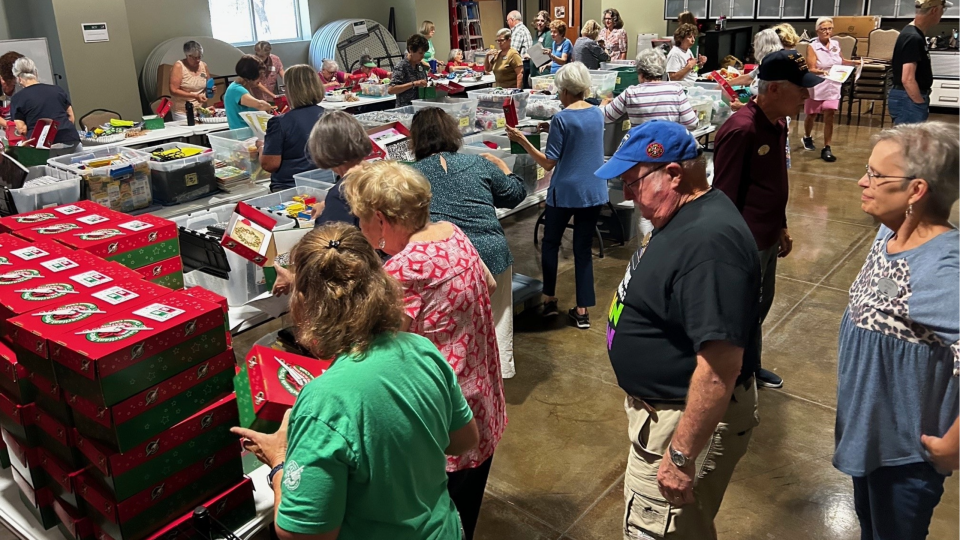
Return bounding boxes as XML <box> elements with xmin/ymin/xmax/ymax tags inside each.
<box><xmin>671</xmin><ymin>447</ymin><xmax>687</xmax><ymax>467</ymax></box>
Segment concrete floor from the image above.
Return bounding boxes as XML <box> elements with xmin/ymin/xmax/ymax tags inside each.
<box><xmin>472</xmin><ymin>111</ymin><xmax>960</xmax><ymax>540</ymax></box>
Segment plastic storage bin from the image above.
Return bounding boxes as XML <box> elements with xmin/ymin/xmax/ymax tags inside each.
<box><xmin>588</xmin><ymin>70</ymin><xmax>617</xmax><ymax>100</ymax></box>
<box><xmin>244</xmin><ymin>183</ymin><xmax>334</xmax><ymax>219</ymax></box>
<box><xmin>47</xmin><ymin>145</ymin><xmax>153</xmax><ymax>212</ymax></box>
<box><xmin>207</xmin><ymin>127</ymin><xmax>267</xmax><ymax>181</ymax></box>
<box><xmin>599</xmin><ymin>65</ymin><xmax>639</xmax><ymax>95</ymax></box>
<box><xmin>411</xmin><ymin>97</ymin><xmax>479</xmax><ymax>135</ymax></box>
<box><xmin>142</xmin><ymin>142</ymin><xmax>218</xmax><ymax>206</ymax></box>
<box><xmin>292</xmin><ymin>168</ymin><xmax>337</xmax><ymax>189</ymax></box>
<box><xmin>461</xmin><ymin>133</ymin><xmax>551</xmax><ymax>194</ymax></box>
<box><xmin>359</xmin><ymin>82</ymin><xmax>390</xmax><ymax>97</ymax></box>
<box><xmin>530</xmin><ymin>75</ymin><xmax>556</xmax><ymax>94</ymax></box>
<box><xmin>688</xmin><ymin>98</ymin><xmax>714</xmax><ymax>129</ymax></box>
<box><xmin>354</xmin><ymin>106</ymin><xmax>416</xmax><ymax>130</ymax></box>
<box><xmin>526</xmin><ymin>94</ymin><xmax>562</xmax><ymax>119</ymax></box>
<box><xmin>469</xmin><ymin>89</ymin><xmax>529</xmax><ymax>120</ymax></box>
<box><xmin>0</xmin><ymin>165</ymin><xmax>81</xmax><ymax>216</ymax></box>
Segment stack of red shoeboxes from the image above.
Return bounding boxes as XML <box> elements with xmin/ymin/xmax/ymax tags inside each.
<box><xmin>0</xmin><ymin>202</ymin><xmax>252</xmax><ymax>540</ymax></box>
<box><xmin>0</xmin><ymin>201</ymin><xmax>185</xmax><ymax>291</ymax></box>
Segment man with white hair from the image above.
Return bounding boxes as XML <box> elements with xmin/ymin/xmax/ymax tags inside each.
<box><xmin>597</xmin><ymin>121</ymin><xmax>761</xmax><ymax>539</ymax></box>
<box><xmin>506</xmin><ymin>10</ymin><xmax>532</xmax><ymax>86</ymax></box>
<box><xmin>889</xmin><ymin>0</ymin><xmax>950</xmax><ymax>124</ymax></box>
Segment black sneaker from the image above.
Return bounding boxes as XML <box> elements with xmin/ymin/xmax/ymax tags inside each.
<box><xmin>802</xmin><ymin>136</ymin><xmax>816</xmax><ymax>151</ymax></box>
<box><xmin>542</xmin><ymin>300</ymin><xmax>559</xmax><ymax>318</ymax></box>
<box><xmin>821</xmin><ymin>146</ymin><xmax>836</xmax><ymax>162</ymax></box>
<box><xmin>568</xmin><ymin>308</ymin><xmax>590</xmax><ymax>329</ymax></box>
<box><xmin>756</xmin><ymin>368</ymin><xmax>783</xmax><ymax>389</ymax></box>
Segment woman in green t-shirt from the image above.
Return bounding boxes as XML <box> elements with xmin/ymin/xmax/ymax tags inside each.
<box><xmin>233</xmin><ymin>223</ymin><xmax>479</xmax><ymax>540</ymax></box>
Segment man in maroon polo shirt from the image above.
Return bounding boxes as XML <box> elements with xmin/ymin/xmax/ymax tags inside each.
<box><xmin>713</xmin><ymin>50</ymin><xmax>823</xmax><ymax>389</ymax></box>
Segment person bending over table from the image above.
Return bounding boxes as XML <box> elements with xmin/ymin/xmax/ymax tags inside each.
<box><xmin>252</xmin><ymin>41</ymin><xmax>285</xmax><ymax>101</ymax></box>
<box><xmin>233</xmin><ymin>222</ymin><xmax>480</xmax><ymax>540</ymax></box>
<box><xmin>260</xmin><ymin>64</ymin><xmax>325</xmax><ymax>192</ymax></box>
<box><xmin>572</xmin><ymin>20</ymin><xmax>610</xmax><ymax>70</ymax></box>
<box><xmin>169</xmin><ymin>40</ymin><xmax>209</xmax><ymax>121</ymax></box>
<box><xmin>318</xmin><ymin>59</ymin><xmax>347</xmax><ymax>90</ymax></box>
<box><xmin>224</xmin><ymin>55</ymin><xmax>274</xmax><ymax>129</ymax></box>
<box><xmin>0</xmin><ymin>51</ymin><xmax>23</xmax><ymax>97</ymax></box>
<box><xmin>352</xmin><ymin>54</ymin><xmax>391</xmax><ymax>80</ymax></box>
<box><xmin>484</xmin><ymin>28</ymin><xmax>523</xmax><ymax>88</ymax></box>
<box><xmin>389</xmin><ymin>35</ymin><xmax>430</xmax><ymax>107</ymax></box>
<box><xmin>601</xmin><ymin>48</ymin><xmax>698</xmax><ymax>130</ymax></box>
<box><xmin>446</xmin><ymin>49</ymin><xmax>471</xmax><ymax>73</ymax></box>
<box><xmin>10</xmin><ymin>57</ymin><xmax>79</xmax><ymax>149</ymax></box>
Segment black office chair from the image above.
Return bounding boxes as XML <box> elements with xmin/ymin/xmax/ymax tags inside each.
<box><xmin>79</xmin><ymin>108</ymin><xmax>122</xmax><ymax>131</ymax></box>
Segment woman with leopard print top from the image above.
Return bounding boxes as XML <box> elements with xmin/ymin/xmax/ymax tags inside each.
<box><xmin>834</xmin><ymin>121</ymin><xmax>959</xmax><ymax>540</ymax></box>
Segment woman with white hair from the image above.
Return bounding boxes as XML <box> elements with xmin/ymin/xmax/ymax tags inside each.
<box><xmin>601</xmin><ymin>48</ymin><xmax>698</xmax><ymax>130</ymax></box>
<box><xmin>803</xmin><ymin>16</ymin><xmax>857</xmax><ymax>162</ymax></box>
<box><xmin>835</xmin><ymin>121</ymin><xmax>959</xmax><ymax>539</ymax></box>
<box><xmin>318</xmin><ymin>58</ymin><xmax>346</xmax><ymax>90</ymax></box>
<box><xmin>169</xmin><ymin>41</ymin><xmax>209</xmax><ymax>121</ymax></box>
<box><xmin>505</xmin><ymin>62</ymin><xmax>608</xmax><ymax>330</ymax></box>
<box><xmin>572</xmin><ymin>20</ymin><xmax>609</xmax><ymax>69</ymax></box>
<box><xmin>484</xmin><ymin>28</ymin><xmax>523</xmax><ymax>88</ymax></box>
<box><xmin>726</xmin><ymin>28</ymin><xmax>782</xmax><ymax>89</ymax></box>
<box><xmin>9</xmin><ymin>56</ymin><xmax>79</xmax><ymax>147</ymax></box>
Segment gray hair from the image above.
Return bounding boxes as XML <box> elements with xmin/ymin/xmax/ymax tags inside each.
<box><xmin>321</xmin><ymin>58</ymin><xmax>339</xmax><ymax>72</ymax></box>
<box><xmin>873</xmin><ymin>121</ymin><xmax>960</xmax><ymax>221</ymax></box>
<box><xmin>753</xmin><ymin>29</ymin><xmax>783</xmax><ymax>63</ymax></box>
<box><xmin>756</xmin><ymin>79</ymin><xmax>790</xmax><ymax>95</ymax></box>
<box><xmin>12</xmin><ymin>57</ymin><xmax>37</xmax><ymax>81</ymax></box>
<box><xmin>815</xmin><ymin>17</ymin><xmax>834</xmax><ymax>29</ymax></box>
<box><xmin>554</xmin><ymin>61</ymin><xmax>592</xmax><ymax>96</ymax></box>
<box><xmin>635</xmin><ymin>48</ymin><xmax>667</xmax><ymax>80</ymax></box>
<box><xmin>507</xmin><ymin>10</ymin><xmax>522</xmax><ymax>22</ymax></box>
<box><xmin>308</xmin><ymin>110</ymin><xmax>373</xmax><ymax>169</ymax></box>
<box><xmin>496</xmin><ymin>28</ymin><xmax>512</xmax><ymax>41</ymax></box>
<box><xmin>183</xmin><ymin>40</ymin><xmax>203</xmax><ymax>57</ymax></box>
<box><xmin>448</xmin><ymin>48</ymin><xmax>463</xmax><ymax>62</ymax></box>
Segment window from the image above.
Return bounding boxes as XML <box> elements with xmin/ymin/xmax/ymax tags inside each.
<box><xmin>209</xmin><ymin>0</ymin><xmax>309</xmax><ymax>45</ymax></box>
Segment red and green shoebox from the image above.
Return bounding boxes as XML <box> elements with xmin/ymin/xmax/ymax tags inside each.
<box><xmin>0</xmin><ymin>391</ymin><xmax>38</xmax><ymax>446</ymax></box>
<box><xmin>183</xmin><ymin>287</ymin><xmax>230</xmax><ymax>348</ymax></box>
<box><xmin>30</xmin><ymin>402</ymin><xmax>82</xmax><ymax>468</ymax></box>
<box><xmin>49</xmin><ymin>291</ymin><xmax>228</xmax><ymax>408</ymax></box>
<box><xmin>0</xmin><ymin>232</ymin><xmax>30</xmax><ymax>252</ymax></box>
<box><xmin>143</xmin><ymin>478</ymin><xmax>255</xmax><ymax>540</ymax></box>
<box><xmin>235</xmin><ymin>344</ymin><xmax>332</xmax><ymax>433</ymax></box>
<box><xmin>27</xmin><ymin>369</ymin><xmax>73</xmax><ymax>427</ymax></box>
<box><xmin>77</xmin><ymin>439</ymin><xmax>243</xmax><ymax>540</ymax></box>
<box><xmin>133</xmin><ymin>256</ymin><xmax>184</xmax><ymax>291</ymax></box>
<box><xmin>2</xmin><ymin>426</ymin><xmax>45</xmax><ymax>488</ymax></box>
<box><xmin>74</xmin><ymin>394</ymin><xmax>239</xmax><ymax>503</ymax></box>
<box><xmin>7</xmin><ymin>279</ymin><xmax>178</xmax><ymax>385</ymax></box>
<box><xmin>38</xmin><ymin>446</ymin><xmax>87</xmax><ymax>512</ymax></box>
<box><xmin>0</xmin><ymin>239</ymin><xmax>76</xmax><ymax>274</ymax></box>
<box><xmin>12</xmin><ymin>466</ymin><xmax>58</xmax><ymax>529</ymax></box>
<box><xmin>67</xmin><ymin>348</ymin><xmax>234</xmax><ymax>454</ymax></box>
<box><xmin>0</xmin><ymin>340</ymin><xmax>37</xmax><ymax>403</ymax></box>
<box><xmin>0</xmin><ymin>201</ymin><xmax>126</xmax><ymax>233</ymax></box>
<box><xmin>37</xmin><ymin>214</ymin><xmax>180</xmax><ymax>272</ymax></box>
<box><xmin>54</xmin><ymin>496</ymin><xmax>95</xmax><ymax>540</ymax></box>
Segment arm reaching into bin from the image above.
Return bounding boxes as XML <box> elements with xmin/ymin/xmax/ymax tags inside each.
<box><xmin>505</xmin><ymin>125</ymin><xmax>557</xmax><ymax>172</ymax></box>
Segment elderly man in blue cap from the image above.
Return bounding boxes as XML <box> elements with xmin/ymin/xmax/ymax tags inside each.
<box><xmin>597</xmin><ymin>121</ymin><xmax>761</xmax><ymax>540</ymax></box>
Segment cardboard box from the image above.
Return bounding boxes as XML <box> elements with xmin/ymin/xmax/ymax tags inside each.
<box><xmin>142</xmin><ymin>478</ymin><xmax>256</xmax><ymax>540</ymax></box>
<box><xmin>0</xmin><ymin>201</ymin><xmax>122</xmax><ymax>234</ymax></box>
<box><xmin>52</xmin><ymin>214</ymin><xmax>180</xmax><ymax>270</ymax></box>
<box><xmin>0</xmin><ymin>340</ymin><xmax>36</xmax><ymax>403</ymax></box>
<box><xmin>74</xmin><ymin>394</ymin><xmax>239</xmax><ymax>502</ymax></box>
<box><xmin>68</xmin><ymin>348</ymin><xmax>234</xmax><ymax>453</ymax></box>
<box><xmin>13</xmin><ymin>466</ymin><xmax>58</xmax><ymax>529</ymax></box>
<box><xmin>220</xmin><ymin>202</ymin><xmax>279</xmax><ymax>266</ymax></box>
<box><xmin>235</xmin><ymin>344</ymin><xmax>332</xmax><ymax>432</ymax></box>
<box><xmin>28</xmin><ymin>369</ymin><xmax>73</xmax><ymax>426</ymax></box>
<box><xmin>54</xmin><ymin>496</ymin><xmax>95</xmax><ymax>540</ymax></box>
<box><xmin>0</xmin><ymin>391</ymin><xmax>38</xmax><ymax>445</ymax></box>
<box><xmin>0</xmin><ymin>232</ymin><xmax>30</xmax><ymax>252</ymax></box>
<box><xmin>78</xmin><ymin>443</ymin><xmax>243</xmax><ymax>540</ymax></box>
<box><xmin>3</xmin><ymin>426</ymin><xmax>45</xmax><ymax>487</ymax></box>
<box><xmin>832</xmin><ymin>16</ymin><xmax>880</xmax><ymax>38</ymax></box>
<box><xmin>38</xmin><ymin>446</ymin><xmax>87</xmax><ymax>511</ymax></box>
<box><xmin>50</xmin><ymin>291</ymin><xmax>228</xmax><ymax>407</ymax></box>
<box><xmin>0</xmin><ymin>239</ymin><xmax>75</xmax><ymax>270</ymax></box>
<box><xmin>134</xmin><ymin>256</ymin><xmax>184</xmax><ymax>290</ymax></box>
<box><xmin>31</xmin><ymin>403</ymin><xmax>81</xmax><ymax>467</ymax></box>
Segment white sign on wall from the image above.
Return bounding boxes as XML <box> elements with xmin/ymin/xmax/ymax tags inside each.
<box><xmin>353</xmin><ymin>21</ymin><xmax>368</xmax><ymax>35</ymax></box>
<box><xmin>81</xmin><ymin>23</ymin><xmax>109</xmax><ymax>43</ymax></box>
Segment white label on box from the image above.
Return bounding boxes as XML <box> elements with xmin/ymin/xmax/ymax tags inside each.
<box><xmin>92</xmin><ymin>286</ymin><xmax>140</xmax><ymax>305</ymax></box>
<box><xmin>133</xmin><ymin>303</ymin><xmax>185</xmax><ymax>322</ymax></box>
<box><xmin>10</xmin><ymin>247</ymin><xmax>48</xmax><ymax>260</ymax></box>
<box><xmin>77</xmin><ymin>214</ymin><xmax>110</xmax><ymax>225</ymax></box>
<box><xmin>70</xmin><ymin>270</ymin><xmax>113</xmax><ymax>288</ymax></box>
<box><xmin>54</xmin><ymin>205</ymin><xmax>85</xmax><ymax>215</ymax></box>
<box><xmin>40</xmin><ymin>257</ymin><xmax>80</xmax><ymax>273</ymax></box>
<box><xmin>119</xmin><ymin>220</ymin><xmax>153</xmax><ymax>232</ymax></box>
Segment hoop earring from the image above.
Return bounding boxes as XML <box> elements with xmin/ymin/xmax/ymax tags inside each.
<box><xmin>377</xmin><ymin>238</ymin><xmax>385</xmax><ymax>250</ymax></box>
<box><xmin>906</xmin><ymin>203</ymin><xmax>913</xmax><ymax>217</ymax></box>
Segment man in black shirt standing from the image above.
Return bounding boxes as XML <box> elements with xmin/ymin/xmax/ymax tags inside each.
<box><xmin>889</xmin><ymin>0</ymin><xmax>949</xmax><ymax>125</ymax></box>
<box><xmin>596</xmin><ymin>121</ymin><xmax>761</xmax><ymax>539</ymax></box>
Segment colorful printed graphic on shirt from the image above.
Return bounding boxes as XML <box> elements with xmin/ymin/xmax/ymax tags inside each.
<box><xmin>607</xmin><ymin>244</ymin><xmax>648</xmax><ymax>350</ymax></box>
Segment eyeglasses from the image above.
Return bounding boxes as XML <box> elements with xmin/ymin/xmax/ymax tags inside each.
<box><xmin>603</xmin><ymin>17</ymin><xmax>613</xmax><ymax>20</ymax></box>
<box><xmin>495</xmin><ymin>39</ymin><xmax>506</xmax><ymax>43</ymax></box>
<box><xmin>817</xmin><ymin>27</ymin><xmax>833</xmax><ymax>32</ymax></box>
<box><xmin>864</xmin><ymin>164</ymin><xmax>916</xmax><ymax>187</ymax></box>
<box><xmin>624</xmin><ymin>164</ymin><xmax>667</xmax><ymax>190</ymax></box>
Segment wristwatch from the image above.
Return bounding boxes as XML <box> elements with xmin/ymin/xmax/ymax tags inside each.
<box><xmin>668</xmin><ymin>444</ymin><xmax>691</xmax><ymax>469</ymax></box>
<box><xmin>268</xmin><ymin>462</ymin><xmax>284</xmax><ymax>484</ymax></box>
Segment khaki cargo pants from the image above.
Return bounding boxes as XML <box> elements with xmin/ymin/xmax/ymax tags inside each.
<box><xmin>622</xmin><ymin>380</ymin><xmax>759</xmax><ymax>540</ymax></box>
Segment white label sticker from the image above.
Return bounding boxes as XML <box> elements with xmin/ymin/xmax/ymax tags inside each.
<box><xmin>133</xmin><ymin>303</ymin><xmax>185</xmax><ymax>322</ymax></box>
<box><xmin>40</xmin><ymin>257</ymin><xmax>80</xmax><ymax>273</ymax></box>
<box><xmin>77</xmin><ymin>214</ymin><xmax>110</xmax><ymax>225</ymax></box>
<box><xmin>119</xmin><ymin>220</ymin><xmax>153</xmax><ymax>232</ymax></box>
<box><xmin>91</xmin><ymin>286</ymin><xmax>140</xmax><ymax>305</ymax></box>
<box><xmin>54</xmin><ymin>205</ymin><xmax>85</xmax><ymax>215</ymax></box>
<box><xmin>69</xmin><ymin>270</ymin><xmax>113</xmax><ymax>288</ymax></box>
<box><xmin>10</xmin><ymin>247</ymin><xmax>48</xmax><ymax>261</ymax></box>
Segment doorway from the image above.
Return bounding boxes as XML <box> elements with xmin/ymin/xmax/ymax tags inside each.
<box><xmin>548</xmin><ymin>0</ymin><xmax>580</xmax><ymax>43</ymax></box>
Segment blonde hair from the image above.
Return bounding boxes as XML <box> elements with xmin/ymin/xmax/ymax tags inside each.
<box><xmin>774</xmin><ymin>24</ymin><xmax>800</xmax><ymax>48</ymax></box>
<box><xmin>581</xmin><ymin>20</ymin><xmax>602</xmax><ymax>40</ymax></box>
<box><xmin>254</xmin><ymin>41</ymin><xmax>272</xmax><ymax>55</ymax></box>
<box><xmin>290</xmin><ymin>223</ymin><xmax>404</xmax><ymax>360</ymax></box>
<box><xmin>284</xmin><ymin>64</ymin><xmax>325</xmax><ymax>109</ymax></box>
<box><xmin>420</xmin><ymin>20</ymin><xmax>435</xmax><ymax>36</ymax></box>
<box><xmin>342</xmin><ymin>161</ymin><xmax>433</xmax><ymax>232</ymax></box>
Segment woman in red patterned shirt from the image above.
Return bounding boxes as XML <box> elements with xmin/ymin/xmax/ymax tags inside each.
<box><xmin>343</xmin><ymin>161</ymin><xmax>505</xmax><ymax>540</ymax></box>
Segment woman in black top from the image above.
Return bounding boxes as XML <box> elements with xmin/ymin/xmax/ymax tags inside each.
<box><xmin>388</xmin><ymin>34</ymin><xmax>429</xmax><ymax>107</ymax></box>
<box><xmin>10</xmin><ymin>57</ymin><xmax>79</xmax><ymax>147</ymax></box>
<box><xmin>260</xmin><ymin>64</ymin><xmax>325</xmax><ymax>192</ymax></box>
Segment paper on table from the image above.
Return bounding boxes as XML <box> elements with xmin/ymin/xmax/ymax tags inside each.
<box><xmin>528</xmin><ymin>45</ymin><xmax>552</xmax><ymax>69</ymax></box>
<box><xmin>245</xmin><ymin>291</ymin><xmax>290</xmax><ymax>320</ymax></box>
<box><xmin>854</xmin><ymin>58</ymin><xmax>864</xmax><ymax>83</ymax></box>
<box><xmin>240</xmin><ymin>111</ymin><xmax>273</xmax><ymax>141</ymax></box>
<box><xmin>826</xmin><ymin>65</ymin><xmax>855</xmax><ymax>84</ymax></box>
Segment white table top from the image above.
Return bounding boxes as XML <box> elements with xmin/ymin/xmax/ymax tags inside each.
<box><xmin>149</xmin><ymin>183</ymin><xmax>270</xmax><ymax>219</ymax></box>
<box><xmin>320</xmin><ymin>94</ymin><xmax>396</xmax><ymax>110</ymax></box>
<box><xmin>111</xmin><ymin>125</ymin><xmax>194</xmax><ymax>148</ymax></box>
<box><xmin>497</xmin><ymin>189</ymin><xmax>547</xmax><ymax>220</ymax></box>
<box><xmin>457</xmin><ymin>74</ymin><xmax>497</xmax><ymax>89</ymax></box>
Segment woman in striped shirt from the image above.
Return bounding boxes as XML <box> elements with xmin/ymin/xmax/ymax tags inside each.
<box><xmin>600</xmin><ymin>48</ymin><xmax>698</xmax><ymax>130</ymax></box>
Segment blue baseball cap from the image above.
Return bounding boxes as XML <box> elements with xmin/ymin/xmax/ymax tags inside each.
<box><xmin>595</xmin><ymin>121</ymin><xmax>701</xmax><ymax>180</ymax></box>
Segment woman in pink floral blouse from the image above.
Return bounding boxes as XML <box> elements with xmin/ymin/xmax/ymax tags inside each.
<box><xmin>598</xmin><ymin>9</ymin><xmax>628</xmax><ymax>60</ymax></box>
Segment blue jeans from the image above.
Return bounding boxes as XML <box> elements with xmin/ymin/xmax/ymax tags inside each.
<box><xmin>888</xmin><ymin>88</ymin><xmax>930</xmax><ymax>125</ymax></box>
<box><xmin>541</xmin><ymin>204</ymin><xmax>602</xmax><ymax>307</ymax></box>
<box><xmin>852</xmin><ymin>462</ymin><xmax>946</xmax><ymax>540</ymax></box>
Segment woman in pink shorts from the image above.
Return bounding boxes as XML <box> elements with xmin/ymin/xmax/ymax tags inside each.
<box><xmin>802</xmin><ymin>17</ymin><xmax>857</xmax><ymax>162</ymax></box>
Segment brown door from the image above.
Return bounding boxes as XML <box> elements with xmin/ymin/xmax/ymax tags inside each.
<box><xmin>548</xmin><ymin>0</ymin><xmax>580</xmax><ymax>43</ymax></box>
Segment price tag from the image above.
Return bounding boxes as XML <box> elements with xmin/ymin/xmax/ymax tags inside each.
<box><xmin>496</xmin><ymin>117</ymin><xmax>506</xmax><ymax>128</ymax></box>
<box><xmin>536</xmin><ymin>166</ymin><xmax>545</xmax><ymax>180</ymax></box>
<box><xmin>622</xmin><ymin>120</ymin><xmax>631</xmax><ymax>132</ymax></box>
<box><xmin>616</xmin><ymin>77</ymin><xmax>621</xmax><ymax>85</ymax></box>
<box><xmin>459</xmin><ymin>117</ymin><xmax>470</xmax><ymax>128</ymax></box>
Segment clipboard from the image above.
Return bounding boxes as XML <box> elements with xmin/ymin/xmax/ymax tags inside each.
<box><xmin>528</xmin><ymin>45</ymin><xmax>552</xmax><ymax>69</ymax></box>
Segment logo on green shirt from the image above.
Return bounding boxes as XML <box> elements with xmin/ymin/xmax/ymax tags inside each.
<box><xmin>284</xmin><ymin>461</ymin><xmax>302</xmax><ymax>490</ymax></box>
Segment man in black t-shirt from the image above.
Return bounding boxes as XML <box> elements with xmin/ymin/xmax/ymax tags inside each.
<box><xmin>595</xmin><ymin>121</ymin><xmax>760</xmax><ymax>539</ymax></box>
<box><xmin>889</xmin><ymin>0</ymin><xmax>948</xmax><ymax>125</ymax></box>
